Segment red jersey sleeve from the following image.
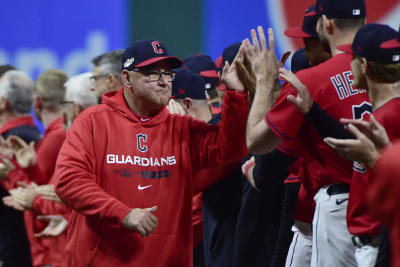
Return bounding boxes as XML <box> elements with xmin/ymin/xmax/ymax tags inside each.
<box><xmin>190</xmin><ymin>90</ymin><xmax>249</xmax><ymax>170</ymax></box>
<box><xmin>1</xmin><ymin>166</ymin><xmax>30</xmax><ymax>191</ymax></box>
<box><xmin>193</xmin><ymin>161</ymin><xmax>239</xmax><ymax>195</ymax></box>
<box><xmin>54</xmin><ymin>115</ymin><xmax>131</xmax><ymax>225</ymax></box>
<box><xmin>265</xmin><ymin>82</ymin><xmax>305</xmax><ymax>140</ymax></box>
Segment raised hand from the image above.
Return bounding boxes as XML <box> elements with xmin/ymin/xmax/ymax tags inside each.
<box><xmin>122</xmin><ymin>206</ymin><xmax>158</xmax><ymax>238</ymax></box>
<box><xmin>7</xmin><ymin>135</ymin><xmax>36</xmax><ymax>168</ymax></box>
<box><xmin>220</xmin><ymin>42</ymin><xmax>246</xmax><ymax>91</ymax></box>
<box><xmin>243</xmin><ymin>26</ymin><xmax>281</xmax><ymax>81</ymax></box>
<box><xmin>35</xmin><ymin>215</ymin><xmax>68</xmax><ymax>238</ymax></box>
<box><xmin>280</xmin><ymin>67</ymin><xmax>314</xmax><ymax>114</ymax></box>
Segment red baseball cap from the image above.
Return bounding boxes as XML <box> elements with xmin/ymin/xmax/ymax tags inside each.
<box><xmin>284</xmin><ymin>5</ymin><xmax>318</xmax><ymax>39</ymax></box>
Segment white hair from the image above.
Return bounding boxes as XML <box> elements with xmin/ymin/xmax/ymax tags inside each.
<box><xmin>64</xmin><ymin>72</ymin><xmax>97</xmax><ymax>110</ymax></box>
<box><xmin>0</xmin><ymin>70</ymin><xmax>34</xmax><ymax>114</ymax></box>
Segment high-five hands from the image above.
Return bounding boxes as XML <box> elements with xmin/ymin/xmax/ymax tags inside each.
<box><xmin>221</xmin><ymin>42</ymin><xmax>247</xmax><ymax>92</ymax></box>
<box><xmin>279</xmin><ymin>67</ymin><xmax>314</xmax><ymax>114</ymax></box>
<box><xmin>243</xmin><ymin>26</ymin><xmax>281</xmax><ymax>81</ymax></box>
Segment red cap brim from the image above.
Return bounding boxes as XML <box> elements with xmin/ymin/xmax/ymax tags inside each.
<box><xmin>284</xmin><ymin>27</ymin><xmax>312</xmax><ymax>38</ymax></box>
<box><xmin>381</xmin><ymin>38</ymin><xmax>400</xmax><ymax>49</ymax></box>
<box><xmin>136</xmin><ymin>56</ymin><xmax>182</xmax><ymax>69</ymax></box>
<box><xmin>215</xmin><ymin>56</ymin><xmax>223</xmax><ymax>69</ymax></box>
<box><xmin>337</xmin><ymin>44</ymin><xmax>353</xmax><ymax>54</ymax></box>
<box><xmin>200</xmin><ymin>70</ymin><xmax>219</xmax><ymax>78</ymax></box>
<box><xmin>217</xmin><ymin>83</ymin><xmax>226</xmax><ymax>91</ymax></box>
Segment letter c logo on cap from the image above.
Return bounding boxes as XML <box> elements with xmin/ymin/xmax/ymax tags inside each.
<box><xmin>151</xmin><ymin>41</ymin><xmax>164</xmax><ymax>54</ymax></box>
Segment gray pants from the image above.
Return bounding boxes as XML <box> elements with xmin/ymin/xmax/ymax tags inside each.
<box><xmin>311</xmin><ymin>186</ymin><xmax>356</xmax><ymax>267</ymax></box>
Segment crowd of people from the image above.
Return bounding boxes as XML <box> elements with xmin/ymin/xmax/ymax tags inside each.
<box><xmin>0</xmin><ymin>0</ymin><xmax>399</xmax><ymax>266</ymax></box>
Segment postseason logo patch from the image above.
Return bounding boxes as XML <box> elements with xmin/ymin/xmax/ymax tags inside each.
<box><xmin>124</xmin><ymin>58</ymin><xmax>135</xmax><ymax>68</ymax></box>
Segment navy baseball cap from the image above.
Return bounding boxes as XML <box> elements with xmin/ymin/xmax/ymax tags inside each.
<box><xmin>172</xmin><ymin>68</ymin><xmax>206</xmax><ymax>100</ymax></box>
<box><xmin>337</xmin><ymin>24</ymin><xmax>400</xmax><ymax>64</ymax></box>
<box><xmin>285</xmin><ymin>5</ymin><xmax>318</xmax><ymax>38</ymax></box>
<box><xmin>122</xmin><ymin>39</ymin><xmax>182</xmax><ymax>70</ymax></box>
<box><xmin>183</xmin><ymin>55</ymin><xmax>219</xmax><ymax>78</ymax></box>
<box><xmin>381</xmin><ymin>31</ymin><xmax>400</xmax><ymax>49</ymax></box>
<box><xmin>222</xmin><ymin>42</ymin><xmax>241</xmax><ymax>65</ymax></box>
<box><xmin>291</xmin><ymin>48</ymin><xmax>312</xmax><ymax>73</ymax></box>
<box><xmin>316</xmin><ymin>0</ymin><xmax>366</xmax><ymax>19</ymax></box>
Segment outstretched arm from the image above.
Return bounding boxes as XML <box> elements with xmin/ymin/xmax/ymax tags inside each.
<box><xmin>244</xmin><ymin>27</ymin><xmax>288</xmax><ymax>155</ymax></box>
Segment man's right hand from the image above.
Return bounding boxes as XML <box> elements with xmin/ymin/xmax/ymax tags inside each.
<box><xmin>122</xmin><ymin>206</ymin><xmax>158</xmax><ymax>238</ymax></box>
<box><xmin>280</xmin><ymin>67</ymin><xmax>314</xmax><ymax>114</ymax></box>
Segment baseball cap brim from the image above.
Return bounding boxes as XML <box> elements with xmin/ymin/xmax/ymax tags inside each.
<box><xmin>337</xmin><ymin>44</ymin><xmax>353</xmax><ymax>54</ymax></box>
<box><xmin>136</xmin><ymin>56</ymin><xmax>182</xmax><ymax>69</ymax></box>
<box><xmin>218</xmin><ymin>83</ymin><xmax>227</xmax><ymax>91</ymax></box>
<box><xmin>381</xmin><ymin>38</ymin><xmax>400</xmax><ymax>49</ymax></box>
<box><xmin>200</xmin><ymin>70</ymin><xmax>219</xmax><ymax>78</ymax></box>
<box><xmin>284</xmin><ymin>27</ymin><xmax>312</xmax><ymax>38</ymax></box>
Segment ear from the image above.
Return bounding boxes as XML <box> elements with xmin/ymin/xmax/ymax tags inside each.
<box><xmin>121</xmin><ymin>70</ymin><xmax>132</xmax><ymax>88</ymax></box>
<box><xmin>183</xmin><ymin>97</ymin><xmax>193</xmax><ymax>112</ymax></box>
<box><xmin>361</xmin><ymin>58</ymin><xmax>368</xmax><ymax>74</ymax></box>
<box><xmin>106</xmin><ymin>74</ymin><xmax>121</xmax><ymax>90</ymax></box>
<box><xmin>322</xmin><ymin>15</ymin><xmax>333</xmax><ymax>34</ymax></box>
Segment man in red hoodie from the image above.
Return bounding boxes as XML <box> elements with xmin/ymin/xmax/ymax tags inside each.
<box><xmin>54</xmin><ymin>39</ymin><xmax>249</xmax><ymax>266</ymax></box>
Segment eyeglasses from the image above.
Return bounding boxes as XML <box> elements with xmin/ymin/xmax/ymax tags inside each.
<box><xmin>132</xmin><ymin>69</ymin><xmax>175</xmax><ymax>82</ymax></box>
<box><xmin>89</xmin><ymin>74</ymin><xmax>108</xmax><ymax>82</ymax></box>
<box><xmin>60</xmin><ymin>100</ymin><xmax>75</xmax><ymax>106</ymax></box>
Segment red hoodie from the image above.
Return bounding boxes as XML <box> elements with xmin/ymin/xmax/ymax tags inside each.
<box><xmin>54</xmin><ymin>87</ymin><xmax>248</xmax><ymax>267</ymax></box>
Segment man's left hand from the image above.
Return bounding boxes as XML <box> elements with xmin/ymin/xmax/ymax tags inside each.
<box><xmin>221</xmin><ymin>42</ymin><xmax>246</xmax><ymax>91</ymax></box>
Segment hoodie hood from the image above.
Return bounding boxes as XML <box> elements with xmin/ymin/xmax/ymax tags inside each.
<box><xmin>101</xmin><ymin>87</ymin><xmax>169</xmax><ymax>126</ymax></box>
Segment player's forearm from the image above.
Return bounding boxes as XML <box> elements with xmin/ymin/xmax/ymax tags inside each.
<box><xmin>246</xmin><ymin>77</ymin><xmax>278</xmax><ymax>154</ymax></box>
<box><xmin>306</xmin><ymin>102</ymin><xmax>353</xmax><ymax>140</ymax></box>
<box><xmin>56</xmin><ymin>174</ymin><xmax>132</xmax><ymax>225</ymax></box>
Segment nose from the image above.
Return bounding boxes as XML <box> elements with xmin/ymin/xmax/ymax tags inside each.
<box><xmin>158</xmin><ymin>73</ymin><xmax>169</xmax><ymax>85</ymax></box>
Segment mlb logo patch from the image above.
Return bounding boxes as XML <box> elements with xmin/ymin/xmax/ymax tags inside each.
<box><xmin>393</xmin><ymin>55</ymin><xmax>400</xmax><ymax>62</ymax></box>
<box><xmin>352</xmin><ymin>9</ymin><xmax>361</xmax><ymax>15</ymax></box>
